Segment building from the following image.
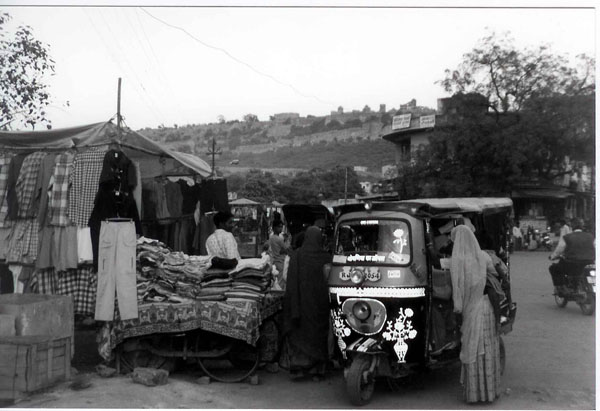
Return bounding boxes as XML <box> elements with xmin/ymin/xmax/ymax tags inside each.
<box><xmin>381</xmin><ymin>94</ymin><xmax>594</xmax><ymax>227</ymax></box>
<box><xmin>272</xmin><ymin>113</ymin><xmax>300</xmax><ymax>124</ymax></box>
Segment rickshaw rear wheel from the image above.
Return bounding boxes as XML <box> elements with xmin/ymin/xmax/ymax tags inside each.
<box><xmin>346</xmin><ymin>355</ymin><xmax>376</xmax><ymax>406</ymax></box>
<box><xmin>499</xmin><ymin>337</ymin><xmax>505</xmax><ymax>376</ymax></box>
<box><xmin>554</xmin><ymin>294</ymin><xmax>568</xmax><ymax>308</ymax></box>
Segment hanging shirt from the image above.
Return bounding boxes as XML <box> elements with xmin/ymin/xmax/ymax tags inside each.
<box><xmin>0</xmin><ymin>153</ymin><xmax>16</xmax><ymax>228</ymax></box>
<box><xmin>68</xmin><ymin>148</ymin><xmax>105</xmax><ymax>227</ymax></box>
<box><xmin>205</xmin><ymin>228</ymin><xmax>241</xmax><ymax>260</ymax></box>
<box><xmin>35</xmin><ymin>153</ymin><xmax>57</xmax><ymax>227</ymax></box>
<box><xmin>48</xmin><ymin>151</ymin><xmax>75</xmax><ymax>227</ymax></box>
<box><xmin>16</xmin><ymin>152</ymin><xmax>47</xmax><ymax>219</ymax></box>
<box><xmin>164</xmin><ymin>181</ymin><xmax>183</xmax><ymax>219</ymax></box>
<box><xmin>4</xmin><ymin>153</ymin><xmax>27</xmax><ymax>222</ymax></box>
<box><xmin>98</xmin><ymin>149</ymin><xmax>137</xmax><ymax>190</ymax></box>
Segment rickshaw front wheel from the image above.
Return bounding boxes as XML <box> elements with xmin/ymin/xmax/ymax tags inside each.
<box><xmin>346</xmin><ymin>355</ymin><xmax>376</xmax><ymax>406</ymax></box>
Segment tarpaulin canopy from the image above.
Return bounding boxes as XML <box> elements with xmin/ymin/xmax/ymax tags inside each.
<box><xmin>0</xmin><ymin>121</ymin><xmax>212</xmax><ymax>177</ymax></box>
<box><xmin>511</xmin><ymin>188</ymin><xmax>573</xmax><ymax>199</ymax></box>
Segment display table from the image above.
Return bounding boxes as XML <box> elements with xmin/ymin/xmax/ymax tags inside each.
<box><xmin>98</xmin><ymin>292</ymin><xmax>283</xmax><ymax>361</ymax></box>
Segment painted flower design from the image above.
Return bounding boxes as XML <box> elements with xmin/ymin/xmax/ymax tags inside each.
<box><xmin>382</xmin><ymin>307</ymin><xmax>417</xmax><ymax>343</ymax></box>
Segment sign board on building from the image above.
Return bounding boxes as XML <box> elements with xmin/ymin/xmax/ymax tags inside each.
<box><xmin>391</xmin><ymin>114</ymin><xmax>412</xmax><ymax>130</ymax></box>
<box><xmin>419</xmin><ymin>115</ymin><xmax>436</xmax><ymax>129</ymax></box>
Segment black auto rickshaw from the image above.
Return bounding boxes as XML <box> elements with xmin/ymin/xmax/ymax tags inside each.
<box><xmin>327</xmin><ymin>198</ymin><xmax>517</xmax><ymax>405</ymax></box>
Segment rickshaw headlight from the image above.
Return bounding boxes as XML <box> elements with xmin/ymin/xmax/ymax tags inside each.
<box><xmin>352</xmin><ymin>301</ymin><xmax>371</xmax><ymax>320</ymax></box>
<box><xmin>590</xmin><ymin>270</ymin><xmax>596</xmax><ymax>277</ymax></box>
<box><xmin>350</xmin><ymin>268</ymin><xmax>365</xmax><ymax>284</ymax></box>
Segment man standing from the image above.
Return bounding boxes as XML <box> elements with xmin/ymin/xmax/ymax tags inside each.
<box><xmin>512</xmin><ymin>222</ymin><xmax>523</xmax><ymax>251</ymax></box>
<box><xmin>558</xmin><ymin>219</ymin><xmax>572</xmax><ymax>241</ymax></box>
<box><xmin>205</xmin><ymin>211</ymin><xmax>241</xmax><ymax>260</ymax></box>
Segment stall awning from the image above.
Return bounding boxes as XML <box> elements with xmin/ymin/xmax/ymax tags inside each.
<box><xmin>0</xmin><ymin>121</ymin><xmax>212</xmax><ymax>177</ymax></box>
<box><xmin>512</xmin><ymin>188</ymin><xmax>574</xmax><ymax>199</ymax></box>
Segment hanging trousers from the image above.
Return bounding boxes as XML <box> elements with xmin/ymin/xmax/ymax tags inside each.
<box><xmin>94</xmin><ymin>221</ymin><xmax>138</xmax><ymax>321</ymax></box>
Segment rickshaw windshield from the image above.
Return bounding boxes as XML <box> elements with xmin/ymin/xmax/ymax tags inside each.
<box><xmin>334</xmin><ymin>219</ymin><xmax>412</xmax><ymax>265</ymax></box>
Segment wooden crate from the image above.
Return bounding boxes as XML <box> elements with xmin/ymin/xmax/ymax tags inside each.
<box><xmin>0</xmin><ymin>294</ymin><xmax>74</xmax><ymax>356</ymax></box>
<box><xmin>0</xmin><ymin>335</ymin><xmax>72</xmax><ymax>400</ymax></box>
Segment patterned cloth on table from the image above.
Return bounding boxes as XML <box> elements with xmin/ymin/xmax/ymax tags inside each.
<box><xmin>16</xmin><ymin>152</ymin><xmax>46</xmax><ymax>218</ymax></box>
<box><xmin>0</xmin><ymin>153</ymin><xmax>15</xmax><ymax>228</ymax></box>
<box><xmin>48</xmin><ymin>151</ymin><xmax>74</xmax><ymax>226</ymax></box>
<box><xmin>5</xmin><ymin>219</ymin><xmax>39</xmax><ymax>264</ymax></box>
<box><xmin>56</xmin><ymin>265</ymin><xmax>97</xmax><ymax>316</ymax></box>
<box><xmin>29</xmin><ymin>268</ymin><xmax>59</xmax><ymax>295</ymax></box>
<box><xmin>68</xmin><ymin>148</ymin><xmax>105</xmax><ymax>227</ymax></box>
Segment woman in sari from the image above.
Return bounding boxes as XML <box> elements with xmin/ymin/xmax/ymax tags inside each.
<box><xmin>280</xmin><ymin>226</ymin><xmax>332</xmax><ymax>380</ymax></box>
<box><xmin>450</xmin><ymin>225</ymin><xmax>501</xmax><ymax>403</ymax></box>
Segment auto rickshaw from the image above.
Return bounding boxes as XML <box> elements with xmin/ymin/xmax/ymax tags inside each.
<box><xmin>327</xmin><ymin>198</ymin><xmax>517</xmax><ymax>405</ymax></box>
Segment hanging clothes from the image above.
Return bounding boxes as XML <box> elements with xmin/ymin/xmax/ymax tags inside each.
<box><xmin>88</xmin><ymin>188</ymin><xmax>141</xmax><ymax>271</ymax></box>
<box><xmin>0</xmin><ymin>153</ymin><xmax>16</xmax><ymax>228</ymax></box>
<box><xmin>132</xmin><ymin>161</ymin><xmax>142</xmax><ymax>218</ymax></box>
<box><xmin>16</xmin><ymin>152</ymin><xmax>46</xmax><ymax>219</ymax></box>
<box><xmin>68</xmin><ymin>148</ymin><xmax>105</xmax><ymax>227</ymax></box>
<box><xmin>94</xmin><ymin>220</ymin><xmax>138</xmax><ymax>321</ymax></box>
<box><xmin>98</xmin><ymin>149</ymin><xmax>137</xmax><ymax>189</ymax></box>
<box><xmin>35</xmin><ymin>153</ymin><xmax>58</xmax><ymax>227</ymax></box>
<box><xmin>199</xmin><ymin>178</ymin><xmax>229</xmax><ymax>214</ymax></box>
<box><xmin>4</xmin><ymin>153</ymin><xmax>27</xmax><ymax>222</ymax></box>
<box><xmin>48</xmin><ymin>151</ymin><xmax>75</xmax><ymax>227</ymax></box>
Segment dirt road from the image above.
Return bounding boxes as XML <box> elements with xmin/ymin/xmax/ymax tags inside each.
<box><xmin>11</xmin><ymin>252</ymin><xmax>596</xmax><ymax>409</ymax></box>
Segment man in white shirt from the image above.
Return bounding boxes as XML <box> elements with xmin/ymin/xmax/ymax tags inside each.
<box><xmin>205</xmin><ymin>211</ymin><xmax>241</xmax><ymax>260</ymax></box>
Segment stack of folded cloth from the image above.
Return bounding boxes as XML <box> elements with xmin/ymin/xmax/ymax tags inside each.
<box><xmin>194</xmin><ymin>268</ymin><xmax>231</xmax><ymax>301</ymax></box>
<box><xmin>225</xmin><ymin>256</ymin><xmax>272</xmax><ymax>303</ymax></box>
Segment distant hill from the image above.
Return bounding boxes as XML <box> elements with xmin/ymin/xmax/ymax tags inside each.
<box><xmin>137</xmin><ymin>104</ymin><xmax>435</xmax><ymax>176</ymax></box>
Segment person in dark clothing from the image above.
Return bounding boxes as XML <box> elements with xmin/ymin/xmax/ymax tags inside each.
<box><xmin>280</xmin><ymin>226</ymin><xmax>332</xmax><ymax>380</ymax></box>
<box><xmin>549</xmin><ymin>218</ymin><xmax>595</xmax><ymax>286</ymax></box>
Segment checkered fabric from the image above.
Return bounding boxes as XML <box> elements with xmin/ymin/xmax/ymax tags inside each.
<box><xmin>0</xmin><ymin>153</ymin><xmax>15</xmax><ymax>228</ymax></box>
<box><xmin>29</xmin><ymin>268</ymin><xmax>59</xmax><ymax>295</ymax></box>
<box><xmin>5</xmin><ymin>219</ymin><xmax>39</xmax><ymax>264</ymax></box>
<box><xmin>16</xmin><ymin>152</ymin><xmax>46</xmax><ymax>219</ymax></box>
<box><xmin>57</xmin><ymin>265</ymin><xmax>97</xmax><ymax>316</ymax></box>
<box><xmin>68</xmin><ymin>148</ymin><xmax>105</xmax><ymax>227</ymax></box>
<box><xmin>48</xmin><ymin>152</ymin><xmax>74</xmax><ymax>227</ymax></box>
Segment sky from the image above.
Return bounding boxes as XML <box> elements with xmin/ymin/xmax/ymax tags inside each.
<box><xmin>1</xmin><ymin>2</ymin><xmax>597</xmax><ymax>130</ymax></box>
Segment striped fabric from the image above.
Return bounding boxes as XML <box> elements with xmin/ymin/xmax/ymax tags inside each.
<box><xmin>48</xmin><ymin>152</ymin><xmax>74</xmax><ymax>226</ymax></box>
<box><xmin>5</xmin><ymin>218</ymin><xmax>39</xmax><ymax>264</ymax></box>
<box><xmin>68</xmin><ymin>148</ymin><xmax>105</xmax><ymax>227</ymax></box>
<box><xmin>16</xmin><ymin>152</ymin><xmax>46</xmax><ymax>218</ymax></box>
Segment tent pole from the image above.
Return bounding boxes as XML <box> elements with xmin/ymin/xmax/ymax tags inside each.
<box><xmin>117</xmin><ymin>77</ymin><xmax>122</xmax><ymax>141</ymax></box>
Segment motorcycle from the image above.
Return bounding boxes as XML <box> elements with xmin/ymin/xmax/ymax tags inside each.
<box><xmin>540</xmin><ymin>229</ymin><xmax>553</xmax><ymax>251</ymax></box>
<box><xmin>551</xmin><ymin>257</ymin><xmax>595</xmax><ymax>315</ymax></box>
<box><xmin>327</xmin><ymin>197</ymin><xmax>517</xmax><ymax>405</ymax></box>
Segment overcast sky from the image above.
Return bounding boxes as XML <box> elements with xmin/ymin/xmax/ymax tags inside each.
<box><xmin>2</xmin><ymin>3</ymin><xmax>596</xmax><ymax>130</ymax></box>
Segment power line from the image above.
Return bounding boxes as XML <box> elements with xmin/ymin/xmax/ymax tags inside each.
<box><xmin>139</xmin><ymin>7</ymin><xmax>335</xmax><ymax>106</ymax></box>
<box><xmin>97</xmin><ymin>9</ymin><xmax>169</xmax><ymax>123</ymax></box>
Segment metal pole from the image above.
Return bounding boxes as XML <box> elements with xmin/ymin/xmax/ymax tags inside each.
<box><xmin>117</xmin><ymin>77</ymin><xmax>122</xmax><ymax>140</ymax></box>
<box><xmin>344</xmin><ymin>166</ymin><xmax>348</xmax><ymax>204</ymax></box>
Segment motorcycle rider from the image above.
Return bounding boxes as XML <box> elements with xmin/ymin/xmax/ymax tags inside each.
<box><xmin>549</xmin><ymin>218</ymin><xmax>595</xmax><ymax>287</ymax></box>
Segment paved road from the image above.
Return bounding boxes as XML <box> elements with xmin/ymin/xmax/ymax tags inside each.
<box><xmin>13</xmin><ymin>252</ymin><xmax>596</xmax><ymax>409</ymax></box>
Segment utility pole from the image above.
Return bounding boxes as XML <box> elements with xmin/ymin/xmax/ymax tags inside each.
<box><xmin>206</xmin><ymin>137</ymin><xmax>222</xmax><ymax>177</ymax></box>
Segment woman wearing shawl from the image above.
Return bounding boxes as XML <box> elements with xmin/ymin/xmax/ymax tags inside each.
<box><xmin>280</xmin><ymin>226</ymin><xmax>332</xmax><ymax>380</ymax></box>
<box><xmin>450</xmin><ymin>225</ymin><xmax>501</xmax><ymax>403</ymax></box>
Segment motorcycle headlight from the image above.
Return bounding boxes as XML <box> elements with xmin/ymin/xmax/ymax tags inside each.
<box><xmin>352</xmin><ymin>301</ymin><xmax>371</xmax><ymax>321</ymax></box>
<box><xmin>350</xmin><ymin>268</ymin><xmax>365</xmax><ymax>284</ymax></box>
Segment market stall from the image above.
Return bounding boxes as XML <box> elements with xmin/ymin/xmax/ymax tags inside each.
<box><xmin>97</xmin><ymin>237</ymin><xmax>283</xmax><ymax>382</ymax></box>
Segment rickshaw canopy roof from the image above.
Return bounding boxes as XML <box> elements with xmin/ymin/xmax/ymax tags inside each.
<box><xmin>335</xmin><ymin>197</ymin><xmax>513</xmax><ymax>218</ymax></box>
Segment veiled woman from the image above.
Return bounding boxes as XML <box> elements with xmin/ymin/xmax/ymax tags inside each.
<box><xmin>450</xmin><ymin>225</ymin><xmax>501</xmax><ymax>403</ymax></box>
<box><xmin>280</xmin><ymin>226</ymin><xmax>331</xmax><ymax>380</ymax></box>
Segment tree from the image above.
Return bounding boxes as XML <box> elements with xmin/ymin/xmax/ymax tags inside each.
<box><xmin>0</xmin><ymin>13</ymin><xmax>55</xmax><ymax>130</ymax></box>
<box><xmin>243</xmin><ymin>113</ymin><xmax>258</xmax><ymax>123</ymax></box>
<box><xmin>239</xmin><ymin>169</ymin><xmax>276</xmax><ymax>203</ymax></box>
<box><xmin>394</xmin><ymin>35</ymin><xmax>596</xmax><ymax>199</ymax></box>
<box><xmin>217</xmin><ymin>115</ymin><xmax>226</xmax><ymax>124</ymax></box>
<box><xmin>438</xmin><ymin>31</ymin><xmax>595</xmax><ymax>115</ymax></box>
